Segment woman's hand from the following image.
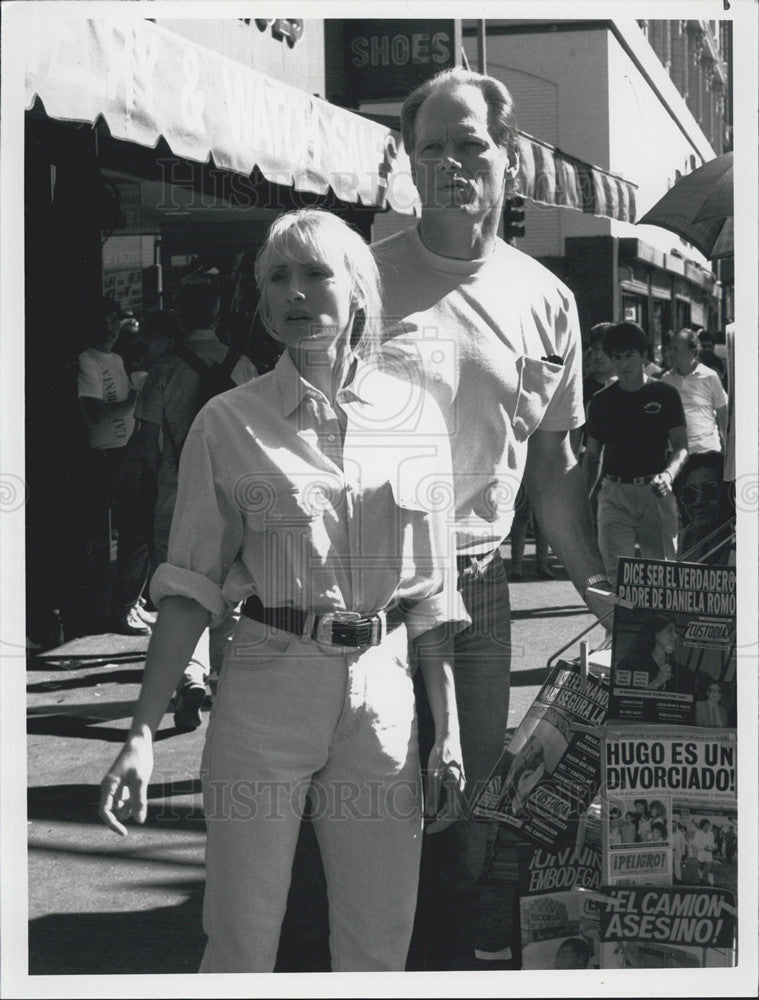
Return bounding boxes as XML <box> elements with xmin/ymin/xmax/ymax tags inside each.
<box><xmin>424</xmin><ymin>737</ymin><xmax>466</xmax><ymax>834</ymax></box>
<box><xmin>99</xmin><ymin>733</ymin><xmax>154</xmax><ymax>837</ymax></box>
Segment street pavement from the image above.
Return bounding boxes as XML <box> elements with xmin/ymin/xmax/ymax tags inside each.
<box><xmin>23</xmin><ymin>544</ymin><xmax>605</xmax><ymax>977</ymax></box>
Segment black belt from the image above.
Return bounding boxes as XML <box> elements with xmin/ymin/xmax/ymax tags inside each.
<box><xmin>604</xmin><ymin>473</ymin><xmax>657</xmax><ymax>485</ymax></box>
<box><xmin>456</xmin><ymin>548</ymin><xmax>501</xmax><ymax>573</ymax></box>
<box><xmin>241</xmin><ymin>595</ymin><xmax>405</xmax><ymax>648</ymax></box>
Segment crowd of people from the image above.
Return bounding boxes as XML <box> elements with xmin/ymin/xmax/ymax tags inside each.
<box><xmin>608</xmin><ymin>799</ymin><xmax>669</xmax><ymax>847</ymax></box>
<box><xmin>69</xmin><ymin>65</ymin><xmax>736</xmax><ymax>974</ymax></box>
<box><xmin>578</xmin><ymin>319</ymin><xmax>733</xmax><ymax>579</ymax></box>
<box><xmin>507</xmin><ymin>318</ymin><xmax>733</xmax><ymax>580</ymax></box>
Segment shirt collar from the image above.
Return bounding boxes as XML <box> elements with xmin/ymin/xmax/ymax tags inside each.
<box><xmin>273</xmin><ymin>350</ymin><xmax>374</xmax><ymax>417</ymax></box>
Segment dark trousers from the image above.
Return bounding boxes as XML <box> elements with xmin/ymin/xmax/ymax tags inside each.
<box><xmin>111</xmin><ymin>444</ymin><xmax>155</xmax><ymax>618</ymax></box>
<box><xmin>73</xmin><ymin>445</ymin><xmax>151</xmax><ymax>629</ymax></box>
<box><xmin>408</xmin><ymin>554</ymin><xmax>514</xmax><ymax>970</ymax></box>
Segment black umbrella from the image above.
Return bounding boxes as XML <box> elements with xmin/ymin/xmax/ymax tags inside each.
<box><xmin>637</xmin><ymin>152</ymin><xmax>733</xmax><ymax>260</ymax></box>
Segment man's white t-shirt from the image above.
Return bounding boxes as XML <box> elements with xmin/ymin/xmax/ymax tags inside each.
<box><xmin>77</xmin><ymin>347</ymin><xmax>134</xmax><ymax>451</ymax></box>
<box><xmin>373</xmin><ymin>224</ymin><xmax>584</xmax><ymax>555</ymax></box>
<box><xmin>661</xmin><ymin>362</ymin><xmax>728</xmax><ymax>454</ymax></box>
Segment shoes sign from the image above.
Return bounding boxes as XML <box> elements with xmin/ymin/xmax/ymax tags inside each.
<box><xmin>344</xmin><ymin>20</ymin><xmax>461</xmax><ymax>101</ymax></box>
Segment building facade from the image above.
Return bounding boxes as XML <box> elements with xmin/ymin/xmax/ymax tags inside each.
<box><xmin>461</xmin><ymin>18</ymin><xmax>730</xmax><ymax>350</ymax></box>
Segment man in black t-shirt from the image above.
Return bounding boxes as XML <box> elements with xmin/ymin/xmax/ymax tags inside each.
<box><xmin>582</xmin><ymin>322</ymin><xmax>688</xmax><ymax>580</ymax></box>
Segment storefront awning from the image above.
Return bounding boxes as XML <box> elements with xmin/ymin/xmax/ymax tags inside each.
<box><xmin>24</xmin><ymin>17</ymin><xmax>419</xmax><ymax>213</ymax></box>
<box><xmin>25</xmin><ymin>17</ymin><xmax>638</xmax><ymax>224</ymax></box>
<box><xmin>518</xmin><ymin>132</ymin><xmax>637</xmax><ymax>223</ymax></box>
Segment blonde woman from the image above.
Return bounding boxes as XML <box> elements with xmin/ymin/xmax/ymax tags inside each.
<box><xmin>99</xmin><ymin>209</ymin><xmax>468</xmax><ymax>972</ymax></box>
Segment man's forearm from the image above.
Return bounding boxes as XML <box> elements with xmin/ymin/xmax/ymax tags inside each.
<box><xmin>716</xmin><ymin>405</ymin><xmax>728</xmax><ymax>449</ymax></box>
<box><xmin>664</xmin><ymin>447</ymin><xmax>688</xmax><ymax>481</ymax></box>
<box><xmin>523</xmin><ymin>431</ymin><xmax>610</xmax><ymax>601</ymax></box>
<box><xmin>526</xmin><ymin>459</ymin><xmax>606</xmax><ymax>594</ymax></box>
<box><xmin>581</xmin><ymin>450</ymin><xmax>601</xmax><ymax>497</ymax></box>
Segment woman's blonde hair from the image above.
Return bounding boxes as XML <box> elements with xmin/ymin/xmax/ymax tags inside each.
<box><xmin>254</xmin><ymin>209</ymin><xmax>383</xmax><ymax>362</ymax></box>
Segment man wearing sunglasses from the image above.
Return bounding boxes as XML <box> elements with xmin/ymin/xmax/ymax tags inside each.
<box><xmin>678</xmin><ymin>451</ymin><xmax>734</xmax><ymax>564</ymax></box>
<box><xmin>583</xmin><ymin>322</ymin><xmax>689</xmax><ymax>580</ymax></box>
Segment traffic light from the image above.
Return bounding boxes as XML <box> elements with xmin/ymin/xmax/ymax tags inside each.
<box><xmin>504</xmin><ymin>196</ymin><xmax>526</xmax><ymax>242</ymax></box>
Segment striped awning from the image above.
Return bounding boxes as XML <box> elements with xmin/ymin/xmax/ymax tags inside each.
<box><xmin>518</xmin><ymin>132</ymin><xmax>637</xmax><ymax>223</ymax></box>
<box><xmin>24</xmin><ymin>17</ymin><xmax>419</xmax><ymax>213</ymax></box>
<box><xmin>24</xmin><ymin>16</ymin><xmax>637</xmax><ymax>223</ymax></box>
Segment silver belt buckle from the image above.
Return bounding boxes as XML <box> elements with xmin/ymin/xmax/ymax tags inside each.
<box><xmin>316</xmin><ymin>610</ymin><xmax>361</xmax><ymax>647</ymax></box>
<box><xmin>370</xmin><ymin>610</ymin><xmax>386</xmax><ymax>646</ymax></box>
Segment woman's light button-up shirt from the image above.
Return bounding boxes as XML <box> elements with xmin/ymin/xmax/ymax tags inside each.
<box><xmin>151</xmin><ymin>351</ymin><xmax>469</xmax><ymax>641</ymax></box>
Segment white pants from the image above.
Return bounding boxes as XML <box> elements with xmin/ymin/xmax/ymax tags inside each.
<box><xmin>597</xmin><ymin>478</ymin><xmax>679</xmax><ymax>581</ymax></box>
<box><xmin>198</xmin><ymin>614</ymin><xmax>423</xmax><ymax>972</ymax></box>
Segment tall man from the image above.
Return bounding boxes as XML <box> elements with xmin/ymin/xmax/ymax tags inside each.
<box><xmin>373</xmin><ymin>67</ymin><xmax>613</xmax><ymax>970</ymax></box>
<box><xmin>583</xmin><ymin>322</ymin><xmax>688</xmax><ymax>580</ymax></box>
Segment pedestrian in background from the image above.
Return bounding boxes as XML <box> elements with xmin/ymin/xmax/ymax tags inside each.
<box><xmin>583</xmin><ymin>322</ymin><xmax>616</xmax><ymax>403</ymax></box>
<box><xmin>583</xmin><ymin>321</ymin><xmax>688</xmax><ymax>581</ymax></box>
<box><xmin>76</xmin><ymin>296</ymin><xmax>148</xmax><ymax>635</ymax></box>
<box><xmin>508</xmin><ymin>487</ymin><xmax>553</xmax><ymax>580</ymax></box>
<box><xmin>100</xmin><ymin>209</ymin><xmax>468</xmax><ymax>972</ymax></box>
<box><xmin>570</xmin><ymin>321</ymin><xmax>616</xmax><ymax>457</ymax></box>
<box><xmin>696</xmin><ymin>329</ymin><xmax>727</xmax><ymax>388</ymax></box>
<box><xmin>662</xmin><ymin>328</ymin><xmax>728</xmax><ymax>456</ymax></box>
<box><xmin>678</xmin><ymin>451</ymin><xmax>734</xmax><ymax>564</ymax></box>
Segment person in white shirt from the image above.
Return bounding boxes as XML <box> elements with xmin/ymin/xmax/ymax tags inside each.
<box><xmin>77</xmin><ymin>297</ymin><xmax>148</xmax><ymax>635</ymax></box>
<box><xmin>662</xmin><ymin>328</ymin><xmax>728</xmax><ymax>455</ymax></box>
<box><xmin>100</xmin><ymin>209</ymin><xmax>468</xmax><ymax>973</ymax></box>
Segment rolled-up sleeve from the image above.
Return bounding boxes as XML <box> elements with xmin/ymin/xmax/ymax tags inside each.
<box><xmin>402</xmin><ymin>586</ymin><xmax>470</xmax><ymax>642</ymax></box>
<box><xmin>149</xmin><ymin>421</ymin><xmax>244</xmax><ymax>626</ymax></box>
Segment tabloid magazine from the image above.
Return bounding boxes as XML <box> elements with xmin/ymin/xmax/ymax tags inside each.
<box><xmin>609</xmin><ymin>557</ymin><xmax>736</xmax><ymax>726</ymax></box>
<box><xmin>471</xmin><ymin>660</ymin><xmax>608</xmax><ymax>849</ymax></box>
<box><xmin>518</xmin><ymin>843</ymin><xmax>602</xmax><ymax>969</ymax></box>
<box><xmin>597</xmin><ymin>886</ymin><xmax>736</xmax><ymax>968</ymax></box>
<box><xmin>600</xmin><ymin>727</ymin><xmax>737</xmax><ymax>893</ymax></box>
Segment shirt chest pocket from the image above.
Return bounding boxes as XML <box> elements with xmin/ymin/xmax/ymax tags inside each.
<box><xmin>387</xmin><ymin>455</ymin><xmax>452</xmax><ymax>520</ymax></box>
<box><xmin>511</xmin><ymin>355</ymin><xmax>565</xmax><ymax>442</ymax></box>
<box><xmin>237</xmin><ymin>473</ymin><xmax>343</xmax><ymax>532</ymax></box>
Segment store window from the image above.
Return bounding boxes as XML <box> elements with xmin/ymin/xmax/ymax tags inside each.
<box><xmin>102</xmin><ymin>234</ymin><xmax>160</xmax><ymax>314</ymax></box>
<box><xmin>622</xmin><ymin>295</ymin><xmax>644</xmax><ymax>328</ymax></box>
<box><xmin>675</xmin><ymin>298</ymin><xmax>691</xmax><ymax>330</ymax></box>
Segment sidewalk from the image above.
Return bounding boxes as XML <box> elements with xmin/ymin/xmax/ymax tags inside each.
<box><xmin>25</xmin><ymin>549</ymin><xmax>602</xmax><ymax>975</ymax></box>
